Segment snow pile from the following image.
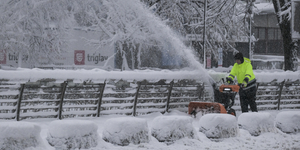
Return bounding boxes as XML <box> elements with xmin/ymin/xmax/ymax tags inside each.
<box><xmin>238</xmin><ymin>112</ymin><xmax>277</xmax><ymax>136</ymax></box>
<box><xmin>275</xmin><ymin>111</ymin><xmax>300</xmax><ymax>134</ymax></box>
<box><xmin>151</xmin><ymin>116</ymin><xmax>197</xmax><ymax>143</ymax></box>
<box><xmin>0</xmin><ymin>122</ymin><xmax>42</xmax><ymax>150</ymax></box>
<box><xmin>102</xmin><ymin>117</ymin><xmax>150</xmax><ymax>146</ymax></box>
<box><xmin>199</xmin><ymin>114</ymin><xmax>239</xmax><ymax>139</ymax></box>
<box><xmin>0</xmin><ymin>68</ymin><xmax>207</xmax><ymax>82</ymax></box>
<box><xmin>46</xmin><ymin>120</ymin><xmax>98</xmax><ymax>150</ymax></box>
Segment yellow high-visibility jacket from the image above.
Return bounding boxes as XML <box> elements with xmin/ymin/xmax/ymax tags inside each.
<box><xmin>228</xmin><ymin>57</ymin><xmax>255</xmax><ymax>84</ymax></box>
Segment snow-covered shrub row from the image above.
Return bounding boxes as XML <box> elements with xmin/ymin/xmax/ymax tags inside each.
<box><xmin>238</xmin><ymin>112</ymin><xmax>277</xmax><ymax>136</ymax></box>
<box><xmin>151</xmin><ymin>116</ymin><xmax>197</xmax><ymax>143</ymax></box>
<box><xmin>102</xmin><ymin>117</ymin><xmax>150</xmax><ymax>146</ymax></box>
<box><xmin>276</xmin><ymin>111</ymin><xmax>300</xmax><ymax>134</ymax></box>
<box><xmin>199</xmin><ymin>114</ymin><xmax>239</xmax><ymax>139</ymax></box>
<box><xmin>0</xmin><ymin>122</ymin><xmax>42</xmax><ymax>150</ymax></box>
<box><xmin>46</xmin><ymin>120</ymin><xmax>98</xmax><ymax>150</ymax></box>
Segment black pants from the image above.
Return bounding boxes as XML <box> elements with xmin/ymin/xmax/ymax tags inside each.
<box><xmin>239</xmin><ymin>85</ymin><xmax>258</xmax><ymax>113</ymax></box>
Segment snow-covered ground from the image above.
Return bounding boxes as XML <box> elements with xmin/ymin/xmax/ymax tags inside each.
<box><xmin>0</xmin><ymin>110</ymin><xmax>300</xmax><ymax>150</ymax></box>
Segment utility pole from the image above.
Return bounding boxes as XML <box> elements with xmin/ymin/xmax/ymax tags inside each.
<box><xmin>248</xmin><ymin>0</ymin><xmax>253</xmax><ymax>59</ymax></box>
<box><xmin>203</xmin><ymin>0</ymin><xmax>207</xmax><ymax>68</ymax></box>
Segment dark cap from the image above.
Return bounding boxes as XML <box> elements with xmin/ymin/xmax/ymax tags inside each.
<box><xmin>234</xmin><ymin>52</ymin><xmax>244</xmax><ymax>63</ymax></box>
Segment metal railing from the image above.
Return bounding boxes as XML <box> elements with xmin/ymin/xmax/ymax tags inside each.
<box><xmin>0</xmin><ymin>79</ymin><xmax>205</xmax><ymax>121</ymax></box>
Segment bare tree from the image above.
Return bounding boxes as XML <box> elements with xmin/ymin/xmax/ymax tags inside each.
<box><xmin>0</xmin><ymin>0</ymin><xmax>73</xmax><ymax>65</ymax></box>
<box><xmin>142</xmin><ymin>0</ymin><xmax>249</xmax><ymax>63</ymax></box>
<box><xmin>74</xmin><ymin>0</ymin><xmax>191</xmax><ymax>69</ymax></box>
<box><xmin>272</xmin><ymin>0</ymin><xmax>298</xmax><ymax>71</ymax></box>
<box><xmin>0</xmin><ymin>0</ymin><xmax>207</xmax><ymax>69</ymax></box>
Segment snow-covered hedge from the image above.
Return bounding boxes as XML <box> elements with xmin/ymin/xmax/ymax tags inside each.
<box><xmin>276</xmin><ymin>111</ymin><xmax>300</xmax><ymax>134</ymax></box>
<box><xmin>0</xmin><ymin>122</ymin><xmax>42</xmax><ymax>150</ymax></box>
<box><xmin>151</xmin><ymin>116</ymin><xmax>197</xmax><ymax>143</ymax></box>
<box><xmin>238</xmin><ymin>112</ymin><xmax>277</xmax><ymax>136</ymax></box>
<box><xmin>46</xmin><ymin>120</ymin><xmax>98</xmax><ymax>150</ymax></box>
<box><xmin>102</xmin><ymin>117</ymin><xmax>150</xmax><ymax>146</ymax></box>
<box><xmin>199</xmin><ymin>114</ymin><xmax>239</xmax><ymax>139</ymax></box>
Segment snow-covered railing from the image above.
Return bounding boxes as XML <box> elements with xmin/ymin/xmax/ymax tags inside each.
<box><xmin>233</xmin><ymin>79</ymin><xmax>300</xmax><ymax>111</ymax></box>
<box><xmin>0</xmin><ymin>79</ymin><xmax>205</xmax><ymax>120</ymax></box>
<box><xmin>1</xmin><ymin>78</ymin><xmax>300</xmax><ymax>120</ymax></box>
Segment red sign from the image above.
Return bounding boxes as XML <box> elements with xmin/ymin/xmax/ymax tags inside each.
<box><xmin>0</xmin><ymin>50</ymin><xmax>6</xmax><ymax>64</ymax></box>
<box><xmin>74</xmin><ymin>50</ymin><xmax>85</xmax><ymax>65</ymax></box>
<box><xmin>206</xmin><ymin>54</ymin><xmax>211</xmax><ymax>69</ymax></box>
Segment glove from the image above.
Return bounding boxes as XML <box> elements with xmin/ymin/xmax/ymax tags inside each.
<box><xmin>226</xmin><ymin>77</ymin><xmax>233</xmax><ymax>84</ymax></box>
<box><xmin>241</xmin><ymin>77</ymin><xmax>249</xmax><ymax>88</ymax></box>
<box><xmin>241</xmin><ymin>82</ymin><xmax>247</xmax><ymax>88</ymax></box>
<box><xmin>244</xmin><ymin>77</ymin><xmax>249</xmax><ymax>84</ymax></box>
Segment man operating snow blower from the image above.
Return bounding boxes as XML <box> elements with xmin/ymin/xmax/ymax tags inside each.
<box><xmin>226</xmin><ymin>52</ymin><xmax>258</xmax><ymax>113</ymax></box>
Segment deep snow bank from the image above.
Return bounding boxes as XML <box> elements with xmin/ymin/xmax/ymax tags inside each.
<box><xmin>0</xmin><ymin>68</ymin><xmax>208</xmax><ymax>82</ymax></box>
<box><xmin>1</xmin><ymin>111</ymin><xmax>300</xmax><ymax>149</ymax></box>
<box><xmin>199</xmin><ymin>114</ymin><xmax>239</xmax><ymax>139</ymax></box>
<box><xmin>0</xmin><ymin>122</ymin><xmax>43</xmax><ymax>150</ymax></box>
<box><xmin>102</xmin><ymin>117</ymin><xmax>150</xmax><ymax>146</ymax></box>
<box><xmin>151</xmin><ymin>116</ymin><xmax>197</xmax><ymax>143</ymax></box>
<box><xmin>208</xmin><ymin>69</ymin><xmax>300</xmax><ymax>83</ymax></box>
<box><xmin>47</xmin><ymin>120</ymin><xmax>98</xmax><ymax>149</ymax></box>
<box><xmin>238</xmin><ymin>112</ymin><xmax>277</xmax><ymax>136</ymax></box>
<box><xmin>276</xmin><ymin>111</ymin><xmax>300</xmax><ymax>134</ymax></box>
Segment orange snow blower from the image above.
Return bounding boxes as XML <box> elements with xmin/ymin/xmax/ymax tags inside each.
<box><xmin>188</xmin><ymin>102</ymin><xmax>227</xmax><ymax>116</ymax></box>
<box><xmin>189</xmin><ymin>78</ymin><xmax>240</xmax><ymax>117</ymax></box>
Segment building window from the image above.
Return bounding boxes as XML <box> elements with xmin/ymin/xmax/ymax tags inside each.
<box><xmin>277</xmin><ymin>29</ymin><xmax>281</xmax><ymax>39</ymax></box>
<box><xmin>253</xmin><ymin>27</ymin><xmax>283</xmax><ymax>55</ymax></box>
<box><xmin>254</xmin><ymin>27</ymin><xmax>282</xmax><ymax>40</ymax></box>
<box><xmin>259</xmin><ymin>28</ymin><xmax>265</xmax><ymax>40</ymax></box>
<box><xmin>254</xmin><ymin>28</ymin><xmax>259</xmax><ymax>38</ymax></box>
<box><xmin>268</xmin><ymin>28</ymin><xmax>275</xmax><ymax>40</ymax></box>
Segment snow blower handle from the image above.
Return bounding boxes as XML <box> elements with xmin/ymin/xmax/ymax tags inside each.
<box><xmin>219</xmin><ymin>77</ymin><xmax>240</xmax><ymax>93</ymax></box>
<box><xmin>222</xmin><ymin>78</ymin><xmax>225</xmax><ymax>84</ymax></box>
<box><xmin>219</xmin><ymin>84</ymin><xmax>240</xmax><ymax>93</ymax></box>
<box><xmin>225</xmin><ymin>77</ymin><xmax>234</xmax><ymax>85</ymax></box>
<box><xmin>221</xmin><ymin>77</ymin><xmax>234</xmax><ymax>85</ymax></box>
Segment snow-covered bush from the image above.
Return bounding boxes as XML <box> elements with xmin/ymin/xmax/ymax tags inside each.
<box><xmin>238</xmin><ymin>112</ymin><xmax>277</xmax><ymax>136</ymax></box>
<box><xmin>151</xmin><ymin>116</ymin><xmax>197</xmax><ymax>143</ymax></box>
<box><xmin>102</xmin><ymin>117</ymin><xmax>150</xmax><ymax>146</ymax></box>
<box><xmin>0</xmin><ymin>122</ymin><xmax>42</xmax><ymax>150</ymax></box>
<box><xmin>199</xmin><ymin>114</ymin><xmax>238</xmax><ymax>139</ymax></box>
<box><xmin>46</xmin><ymin>120</ymin><xmax>98</xmax><ymax>150</ymax></box>
<box><xmin>276</xmin><ymin>111</ymin><xmax>300</xmax><ymax>134</ymax></box>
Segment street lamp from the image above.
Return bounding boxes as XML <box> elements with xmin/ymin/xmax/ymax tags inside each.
<box><xmin>248</xmin><ymin>0</ymin><xmax>253</xmax><ymax>59</ymax></box>
<box><xmin>203</xmin><ymin>0</ymin><xmax>207</xmax><ymax>68</ymax></box>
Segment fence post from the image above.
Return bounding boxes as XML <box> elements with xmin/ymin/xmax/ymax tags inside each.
<box><xmin>199</xmin><ymin>83</ymin><xmax>205</xmax><ymax>101</ymax></box>
<box><xmin>277</xmin><ymin>80</ymin><xmax>285</xmax><ymax>110</ymax></box>
<box><xmin>132</xmin><ymin>81</ymin><xmax>141</xmax><ymax>116</ymax></box>
<box><xmin>165</xmin><ymin>80</ymin><xmax>174</xmax><ymax>113</ymax></box>
<box><xmin>16</xmin><ymin>84</ymin><xmax>25</xmax><ymax>121</ymax></box>
<box><xmin>97</xmin><ymin>81</ymin><xmax>106</xmax><ymax>117</ymax></box>
<box><xmin>255</xmin><ymin>82</ymin><xmax>259</xmax><ymax>99</ymax></box>
<box><xmin>200</xmin><ymin>83</ymin><xmax>205</xmax><ymax>102</ymax></box>
<box><xmin>58</xmin><ymin>81</ymin><xmax>68</xmax><ymax>120</ymax></box>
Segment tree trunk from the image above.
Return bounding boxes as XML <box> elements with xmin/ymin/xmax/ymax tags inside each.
<box><xmin>272</xmin><ymin>0</ymin><xmax>298</xmax><ymax>71</ymax></box>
